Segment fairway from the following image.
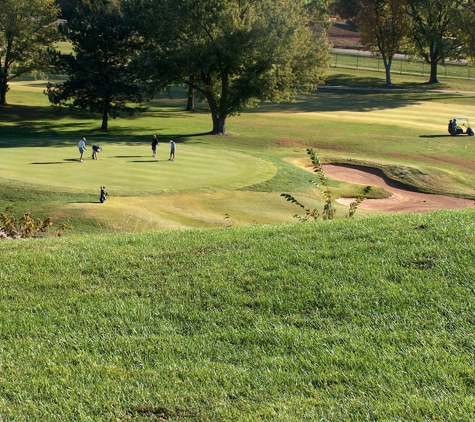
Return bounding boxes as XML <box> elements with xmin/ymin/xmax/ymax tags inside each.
<box><xmin>3</xmin><ymin>75</ymin><xmax>475</xmax><ymax>233</ymax></box>
<box><xmin>0</xmin><ymin>144</ymin><xmax>277</xmax><ymax>195</ymax></box>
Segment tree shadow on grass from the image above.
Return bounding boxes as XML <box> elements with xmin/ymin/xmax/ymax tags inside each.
<box><xmin>0</xmin><ymin>103</ymin><xmax>208</xmax><ymax>147</ymax></box>
<box><xmin>248</xmin><ymin>89</ymin><xmax>434</xmax><ymax>114</ymax></box>
<box><xmin>1</xmin><ymin>84</ymin><xmax>465</xmax><ymax>147</ymax></box>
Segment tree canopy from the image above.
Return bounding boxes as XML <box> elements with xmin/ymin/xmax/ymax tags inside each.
<box><xmin>132</xmin><ymin>0</ymin><xmax>331</xmax><ymax>134</ymax></box>
<box><xmin>355</xmin><ymin>0</ymin><xmax>409</xmax><ymax>86</ymax></box>
<box><xmin>406</xmin><ymin>0</ymin><xmax>464</xmax><ymax>83</ymax></box>
<box><xmin>0</xmin><ymin>0</ymin><xmax>60</xmax><ymax>105</ymax></box>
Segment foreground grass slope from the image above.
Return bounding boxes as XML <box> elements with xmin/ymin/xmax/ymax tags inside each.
<box><xmin>1</xmin><ymin>210</ymin><xmax>474</xmax><ymax>420</ymax></box>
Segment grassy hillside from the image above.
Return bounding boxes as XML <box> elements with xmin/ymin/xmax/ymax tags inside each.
<box><xmin>1</xmin><ymin>210</ymin><xmax>475</xmax><ymax>420</ymax></box>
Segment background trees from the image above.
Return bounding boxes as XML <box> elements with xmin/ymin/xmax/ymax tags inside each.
<box><xmin>47</xmin><ymin>1</ymin><xmax>150</xmax><ymax>131</ymax></box>
<box><xmin>134</xmin><ymin>0</ymin><xmax>331</xmax><ymax>134</ymax></box>
<box><xmin>0</xmin><ymin>0</ymin><xmax>60</xmax><ymax>105</ymax></box>
<box><xmin>406</xmin><ymin>0</ymin><xmax>465</xmax><ymax>84</ymax></box>
<box><xmin>333</xmin><ymin>0</ymin><xmax>469</xmax><ymax>85</ymax></box>
<box><xmin>453</xmin><ymin>1</ymin><xmax>475</xmax><ymax>62</ymax></box>
<box><xmin>354</xmin><ymin>0</ymin><xmax>409</xmax><ymax>86</ymax></box>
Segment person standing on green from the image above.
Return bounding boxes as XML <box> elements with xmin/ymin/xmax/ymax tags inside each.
<box><xmin>151</xmin><ymin>135</ymin><xmax>159</xmax><ymax>157</ymax></box>
<box><xmin>77</xmin><ymin>138</ymin><xmax>87</xmax><ymax>162</ymax></box>
<box><xmin>169</xmin><ymin>140</ymin><xmax>176</xmax><ymax>162</ymax></box>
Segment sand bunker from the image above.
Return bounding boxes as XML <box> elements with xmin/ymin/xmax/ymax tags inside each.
<box><xmin>323</xmin><ymin>164</ymin><xmax>474</xmax><ymax>213</ymax></box>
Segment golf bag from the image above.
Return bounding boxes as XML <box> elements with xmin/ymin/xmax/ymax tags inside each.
<box><xmin>100</xmin><ymin>186</ymin><xmax>107</xmax><ymax>203</ymax></box>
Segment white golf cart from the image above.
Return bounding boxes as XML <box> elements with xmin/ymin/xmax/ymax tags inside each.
<box><xmin>448</xmin><ymin>117</ymin><xmax>474</xmax><ymax>136</ymax></box>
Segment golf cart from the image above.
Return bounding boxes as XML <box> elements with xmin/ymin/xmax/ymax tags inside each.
<box><xmin>448</xmin><ymin>117</ymin><xmax>474</xmax><ymax>136</ymax></box>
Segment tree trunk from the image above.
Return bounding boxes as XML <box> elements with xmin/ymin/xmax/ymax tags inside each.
<box><xmin>429</xmin><ymin>59</ymin><xmax>439</xmax><ymax>84</ymax></box>
<box><xmin>200</xmin><ymin>71</ymin><xmax>227</xmax><ymax>134</ymax></box>
<box><xmin>382</xmin><ymin>54</ymin><xmax>392</xmax><ymax>86</ymax></box>
<box><xmin>0</xmin><ymin>87</ymin><xmax>7</xmax><ymax>105</ymax></box>
<box><xmin>0</xmin><ymin>73</ymin><xmax>8</xmax><ymax>106</ymax></box>
<box><xmin>428</xmin><ymin>42</ymin><xmax>439</xmax><ymax>84</ymax></box>
<box><xmin>186</xmin><ymin>75</ymin><xmax>195</xmax><ymax>111</ymax></box>
<box><xmin>101</xmin><ymin>108</ymin><xmax>109</xmax><ymax>131</ymax></box>
<box><xmin>211</xmin><ymin>113</ymin><xmax>226</xmax><ymax>134</ymax></box>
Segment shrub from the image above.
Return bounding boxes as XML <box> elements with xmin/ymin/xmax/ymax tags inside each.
<box><xmin>282</xmin><ymin>148</ymin><xmax>371</xmax><ymax>221</ymax></box>
<box><xmin>0</xmin><ymin>205</ymin><xmax>66</xmax><ymax>239</ymax></box>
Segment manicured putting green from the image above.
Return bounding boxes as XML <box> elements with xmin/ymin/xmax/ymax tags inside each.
<box><xmin>0</xmin><ymin>144</ymin><xmax>277</xmax><ymax>195</ymax></box>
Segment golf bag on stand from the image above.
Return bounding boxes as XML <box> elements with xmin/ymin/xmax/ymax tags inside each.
<box><xmin>100</xmin><ymin>186</ymin><xmax>107</xmax><ymax>203</ymax></box>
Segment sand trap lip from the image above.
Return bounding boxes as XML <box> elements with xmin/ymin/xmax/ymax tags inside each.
<box><xmin>323</xmin><ymin>164</ymin><xmax>474</xmax><ymax>213</ymax></box>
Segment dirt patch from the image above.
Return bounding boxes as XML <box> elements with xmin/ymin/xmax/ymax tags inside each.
<box><xmin>275</xmin><ymin>138</ymin><xmax>309</xmax><ymax>148</ymax></box>
<box><xmin>323</xmin><ymin>164</ymin><xmax>474</xmax><ymax>213</ymax></box>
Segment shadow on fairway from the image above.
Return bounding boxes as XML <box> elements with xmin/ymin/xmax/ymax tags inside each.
<box><xmin>419</xmin><ymin>134</ymin><xmax>453</xmax><ymax>138</ymax></box>
<box><xmin>31</xmin><ymin>162</ymin><xmax>66</xmax><ymax>165</ymax></box>
<box><xmin>31</xmin><ymin>158</ymin><xmax>80</xmax><ymax>164</ymax></box>
<box><xmin>2</xmin><ymin>84</ymin><xmax>458</xmax><ymax>147</ymax></box>
<box><xmin>129</xmin><ymin>160</ymin><xmax>162</xmax><ymax>163</ymax></box>
<box><xmin>247</xmin><ymin>89</ymin><xmax>426</xmax><ymax>114</ymax></box>
<box><xmin>0</xmin><ymin>104</ymin><xmax>211</xmax><ymax>148</ymax></box>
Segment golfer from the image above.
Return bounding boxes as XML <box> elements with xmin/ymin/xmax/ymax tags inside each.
<box><xmin>91</xmin><ymin>145</ymin><xmax>102</xmax><ymax>160</ymax></box>
<box><xmin>169</xmin><ymin>140</ymin><xmax>176</xmax><ymax>161</ymax></box>
<box><xmin>151</xmin><ymin>135</ymin><xmax>159</xmax><ymax>157</ymax></box>
<box><xmin>77</xmin><ymin>138</ymin><xmax>87</xmax><ymax>162</ymax></box>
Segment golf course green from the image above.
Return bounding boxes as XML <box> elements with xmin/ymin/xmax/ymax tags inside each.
<box><xmin>1</xmin><ymin>144</ymin><xmax>277</xmax><ymax>194</ymax></box>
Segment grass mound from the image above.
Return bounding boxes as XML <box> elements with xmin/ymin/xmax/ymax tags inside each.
<box><xmin>1</xmin><ymin>209</ymin><xmax>474</xmax><ymax>420</ymax></box>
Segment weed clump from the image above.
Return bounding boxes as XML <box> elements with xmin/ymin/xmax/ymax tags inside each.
<box><xmin>282</xmin><ymin>148</ymin><xmax>371</xmax><ymax>221</ymax></box>
<box><xmin>0</xmin><ymin>205</ymin><xmax>66</xmax><ymax>239</ymax></box>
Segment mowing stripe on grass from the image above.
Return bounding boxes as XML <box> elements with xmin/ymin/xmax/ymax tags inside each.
<box><xmin>0</xmin><ymin>144</ymin><xmax>277</xmax><ymax>195</ymax></box>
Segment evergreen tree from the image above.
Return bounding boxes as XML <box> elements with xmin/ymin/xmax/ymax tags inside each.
<box><xmin>46</xmin><ymin>1</ymin><xmax>149</xmax><ymax>131</ymax></box>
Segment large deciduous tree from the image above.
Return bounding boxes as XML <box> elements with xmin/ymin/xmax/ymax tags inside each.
<box><xmin>0</xmin><ymin>0</ymin><xmax>60</xmax><ymax>105</ymax></box>
<box><xmin>354</xmin><ymin>0</ymin><xmax>409</xmax><ymax>86</ymax></box>
<box><xmin>136</xmin><ymin>0</ymin><xmax>330</xmax><ymax>135</ymax></box>
<box><xmin>407</xmin><ymin>0</ymin><xmax>464</xmax><ymax>84</ymax></box>
<box><xmin>46</xmin><ymin>1</ymin><xmax>150</xmax><ymax>131</ymax></box>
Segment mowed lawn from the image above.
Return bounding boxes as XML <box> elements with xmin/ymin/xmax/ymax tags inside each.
<box><xmin>0</xmin><ymin>144</ymin><xmax>277</xmax><ymax>194</ymax></box>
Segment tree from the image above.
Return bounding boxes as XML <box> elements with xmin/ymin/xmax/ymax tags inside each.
<box><xmin>456</xmin><ymin>1</ymin><xmax>475</xmax><ymax>61</ymax></box>
<box><xmin>46</xmin><ymin>1</ymin><xmax>150</xmax><ymax>131</ymax></box>
<box><xmin>331</xmin><ymin>0</ymin><xmax>361</xmax><ymax>20</ymax></box>
<box><xmin>354</xmin><ymin>0</ymin><xmax>409</xmax><ymax>86</ymax></box>
<box><xmin>407</xmin><ymin>0</ymin><xmax>464</xmax><ymax>84</ymax></box>
<box><xmin>136</xmin><ymin>0</ymin><xmax>330</xmax><ymax>134</ymax></box>
<box><xmin>55</xmin><ymin>0</ymin><xmax>81</xmax><ymax>19</ymax></box>
<box><xmin>0</xmin><ymin>0</ymin><xmax>60</xmax><ymax>105</ymax></box>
